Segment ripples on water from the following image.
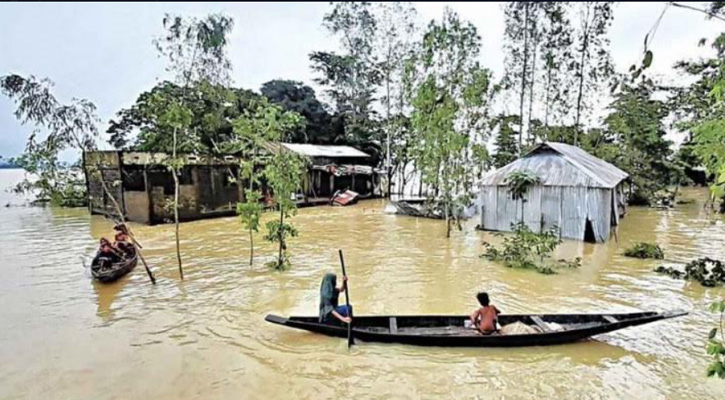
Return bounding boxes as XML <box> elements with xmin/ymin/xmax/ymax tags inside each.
<box><xmin>0</xmin><ymin>168</ymin><xmax>724</xmax><ymax>399</ymax></box>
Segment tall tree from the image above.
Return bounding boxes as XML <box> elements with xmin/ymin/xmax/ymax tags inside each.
<box><xmin>108</xmin><ymin>81</ymin><xmax>259</xmax><ymax>151</ymax></box>
<box><xmin>491</xmin><ymin>114</ymin><xmax>521</xmax><ymax>168</ymax></box>
<box><xmin>407</xmin><ymin>8</ymin><xmax>495</xmax><ymax>238</ymax></box>
<box><xmin>604</xmin><ymin>80</ymin><xmax>676</xmax><ymax>204</ymax></box>
<box><xmin>503</xmin><ymin>2</ymin><xmax>545</xmax><ymax>151</ymax></box>
<box><xmin>0</xmin><ymin>75</ymin><xmax>97</xmax><ymax>206</ymax></box>
<box><xmin>260</xmin><ymin>79</ymin><xmax>342</xmax><ymax>144</ymax></box>
<box><xmin>261</xmin><ymin>111</ymin><xmax>306</xmax><ymax>270</ymax></box>
<box><xmin>540</xmin><ymin>2</ymin><xmax>575</xmax><ymax>128</ymax></box>
<box><xmin>571</xmin><ymin>2</ymin><xmax>614</xmax><ymax>144</ymax></box>
<box><xmin>310</xmin><ymin>2</ymin><xmax>381</xmax><ymax>142</ymax></box>
<box><xmin>223</xmin><ymin>98</ymin><xmax>304</xmax><ymax>267</ymax></box>
<box><xmin>373</xmin><ymin>2</ymin><xmax>418</xmax><ymax>196</ymax></box>
<box><xmin>676</xmin><ymin>32</ymin><xmax>725</xmax><ymax>210</ymax></box>
<box><xmin>154</xmin><ymin>13</ymin><xmax>234</xmax><ymax>280</ymax></box>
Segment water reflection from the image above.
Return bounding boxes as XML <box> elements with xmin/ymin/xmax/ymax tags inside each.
<box><xmin>92</xmin><ymin>277</ymin><xmax>128</xmax><ymax>321</ymax></box>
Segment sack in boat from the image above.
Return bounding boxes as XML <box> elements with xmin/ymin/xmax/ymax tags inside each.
<box><xmin>500</xmin><ymin>321</ymin><xmax>541</xmax><ymax>335</ymax></box>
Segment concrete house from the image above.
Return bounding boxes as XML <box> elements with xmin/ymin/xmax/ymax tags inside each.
<box><xmin>478</xmin><ymin>142</ymin><xmax>629</xmax><ymax>242</ymax></box>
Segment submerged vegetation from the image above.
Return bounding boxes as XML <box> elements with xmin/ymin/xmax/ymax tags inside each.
<box><xmin>708</xmin><ymin>299</ymin><xmax>725</xmax><ymax>379</ymax></box>
<box><xmin>623</xmin><ymin>242</ymin><xmax>665</xmax><ymax>260</ymax></box>
<box><xmin>2</xmin><ymin>0</ymin><xmax>725</xmax><ymax>285</ymax></box>
<box><xmin>481</xmin><ymin>222</ymin><xmax>581</xmax><ymax>275</ymax></box>
<box><xmin>655</xmin><ymin>258</ymin><xmax>725</xmax><ymax>287</ymax></box>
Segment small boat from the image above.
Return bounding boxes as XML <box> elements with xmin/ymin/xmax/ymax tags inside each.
<box><xmin>331</xmin><ymin>190</ymin><xmax>359</xmax><ymax>206</ymax></box>
<box><xmin>388</xmin><ymin>199</ymin><xmax>478</xmax><ymax>220</ymax></box>
<box><xmin>91</xmin><ymin>249</ymin><xmax>138</xmax><ymax>283</ymax></box>
<box><xmin>264</xmin><ymin>311</ymin><xmax>686</xmax><ymax>347</ymax></box>
<box><xmin>389</xmin><ymin>200</ymin><xmax>439</xmax><ymax>218</ymax></box>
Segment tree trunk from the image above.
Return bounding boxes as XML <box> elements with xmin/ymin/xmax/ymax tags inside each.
<box><xmin>574</xmin><ymin>6</ymin><xmax>591</xmax><ymax>146</ymax></box>
<box><xmin>174</xmin><ymin>172</ymin><xmax>183</xmax><ymax>280</ymax></box>
<box><xmin>544</xmin><ymin>65</ymin><xmax>552</xmax><ymax>132</ymax></box>
<box><xmin>277</xmin><ymin>208</ymin><xmax>284</xmax><ymax>268</ymax></box>
<box><xmin>386</xmin><ymin>47</ymin><xmax>393</xmax><ymax>198</ymax></box>
<box><xmin>445</xmin><ymin>201</ymin><xmax>451</xmax><ymax>238</ymax></box>
<box><xmin>527</xmin><ymin>33</ymin><xmax>538</xmax><ymax>143</ymax></box>
<box><xmin>172</xmin><ymin>126</ymin><xmax>183</xmax><ymax>280</ymax></box>
<box><xmin>248</xmin><ymin>171</ymin><xmax>255</xmax><ymax>266</ymax></box>
<box><xmin>518</xmin><ymin>3</ymin><xmax>530</xmax><ymax>154</ymax></box>
<box><xmin>249</xmin><ymin>228</ymin><xmax>254</xmax><ymax>267</ymax></box>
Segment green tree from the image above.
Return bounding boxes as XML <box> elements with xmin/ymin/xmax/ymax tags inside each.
<box><xmin>540</xmin><ymin>2</ymin><xmax>575</xmax><ymax>128</ymax></box>
<box><xmin>672</xmin><ymin>31</ymin><xmax>725</xmax><ymax>209</ymax></box>
<box><xmin>260</xmin><ymin>79</ymin><xmax>341</xmax><ymax>144</ymax></box>
<box><xmin>490</xmin><ymin>114</ymin><xmax>521</xmax><ymax>168</ymax></box>
<box><xmin>373</xmin><ymin>2</ymin><xmax>418</xmax><ymax>196</ymax></box>
<box><xmin>407</xmin><ymin>8</ymin><xmax>495</xmax><ymax>238</ymax></box>
<box><xmin>153</xmin><ymin>13</ymin><xmax>234</xmax><ymax>280</ymax></box>
<box><xmin>264</xmin><ymin>144</ymin><xmax>306</xmax><ymax>270</ymax></box>
<box><xmin>604</xmin><ymin>80</ymin><xmax>676</xmax><ymax>204</ymax></box>
<box><xmin>504</xmin><ymin>2</ymin><xmax>535</xmax><ymax>151</ymax></box>
<box><xmin>310</xmin><ymin>2</ymin><xmax>381</xmax><ymax>142</ymax></box>
<box><xmin>571</xmin><ymin>2</ymin><xmax>614</xmax><ymax>143</ymax></box>
<box><xmin>223</xmin><ymin>98</ymin><xmax>304</xmax><ymax>267</ymax></box>
<box><xmin>0</xmin><ymin>75</ymin><xmax>97</xmax><ymax>206</ymax></box>
<box><xmin>108</xmin><ymin>81</ymin><xmax>260</xmax><ymax>151</ymax></box>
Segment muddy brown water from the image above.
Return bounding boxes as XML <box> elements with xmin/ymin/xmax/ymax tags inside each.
<box><xmin>1</xmin><ymin>168</ymin><xmax>725</xmax><ymax>399</ymax></box>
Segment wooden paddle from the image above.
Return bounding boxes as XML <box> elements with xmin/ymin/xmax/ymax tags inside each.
<box><xmin>122</xmin><ymin>224</ymin><xmax>156</xmax><ymax>285</ymax></box>
<box><xmin>338</xmin><ymin>249</ymin><xmax>354</xmax><ymax>348</ymax></box>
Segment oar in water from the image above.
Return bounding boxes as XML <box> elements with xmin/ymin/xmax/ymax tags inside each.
<box><xmin>338</xmin><ymin>249</ymin><xmax>354</xmax><ymax>348</ymax></box>
<box><xmin>123</xmin><ymin>224</ymin><xmax>156</xmax><ymax>285</ymax></box>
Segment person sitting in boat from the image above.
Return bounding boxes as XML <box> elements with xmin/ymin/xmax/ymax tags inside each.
<box><xmin>113</xmin><ymin>223</ymin><xmax>132</xmax><ymax>255</ymax></box>
<box><xmin>470</xmin><ymin>292</ymin><xmax>500</xmax><ymax>335</ymax></box>
<box><xmin>319</xmin><ymin>273</ymin><xmax>352</xmax><ymax>324</ymax></box>
<box><xmin>94</xmin><ymin>238</ymin><xmax>120</xmax><ymax>269</ymax></box>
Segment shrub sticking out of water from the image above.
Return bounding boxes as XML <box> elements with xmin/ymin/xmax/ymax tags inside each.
<box><xmin>655</xmin><ymin>258</ymin><xmax>725</xmax><ymax>287</ymax></box>
<box><xmin>623</xmin><ymin>242</ymin><xmax>664</xmax><ymax>259</ymax></box>
<box><xmin>707</xmin><ymin>300</ymin><xmax>725</xmax><ymax>379</ymax></box>
<box><xmin>480</xmin><ymin>222</ymin><xmax>581</xmax><ymax>275</ymax></box>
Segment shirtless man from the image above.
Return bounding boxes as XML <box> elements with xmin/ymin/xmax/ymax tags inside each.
<box><xmin>470</xmin><ymin>292</ymin><xmax>501</xmax><ymax>334</ymax></box>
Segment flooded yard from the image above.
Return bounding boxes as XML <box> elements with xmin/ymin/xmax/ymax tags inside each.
<box><xmin>1</xmin><ymin>168</ymin><xmax>724</xmax><ymax>399</ymax></box>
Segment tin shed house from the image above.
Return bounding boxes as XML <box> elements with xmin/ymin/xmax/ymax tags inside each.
<box><xmin>478</xmin><ymin>142</ymin><xmax>629</xmax><ymax>242</ymax></box>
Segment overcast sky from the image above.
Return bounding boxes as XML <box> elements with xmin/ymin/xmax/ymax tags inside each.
<box><xmin>1</xmin><ymin>2</ymin><xmax>722</xmax><ymax>159</ymax></box>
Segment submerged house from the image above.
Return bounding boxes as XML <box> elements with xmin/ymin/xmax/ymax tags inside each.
<box><xmin>478</xmin><ymin>142</ymin><xmax>629</xmax><ymax>242</ymax></box>
<box><xmin>281</xmin><ymin>143</ymin><xmax>381</xmax><ymax>201</ymax></box>
<box><xmin>84</xmin><ymin>144</ymin><xmax>380</xmax><ymax>224</ymax></box>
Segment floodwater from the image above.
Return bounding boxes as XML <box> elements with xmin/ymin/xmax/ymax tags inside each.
<box><xmin>1</xmin><ymin>168</ymin><xmax>725</xmax><ymax>400</ymax></box>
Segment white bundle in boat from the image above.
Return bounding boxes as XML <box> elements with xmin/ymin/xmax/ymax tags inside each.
<box><xmin>500</xmin><ymin>321</ymin><xmax>542</xmax><ymax>335</ymax></box>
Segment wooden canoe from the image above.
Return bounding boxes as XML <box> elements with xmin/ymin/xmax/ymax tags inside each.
<box><xmin>264</xmin><ymin>311</ymin><xmax>687</xmax><ymax>347</ymax></box>
<box><xmin>91</xmin><ymin>249</ymin><xmax>138</xmax><ymax>283</ymax></box>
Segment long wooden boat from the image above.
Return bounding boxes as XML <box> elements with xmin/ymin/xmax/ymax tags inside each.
<box><xmin>265</xmin><ymin>311</ymin><xmax>686</xmax><ymax>347</ymax></box>
<box><xmin>91</xmin><ymin>249</ymin><xmax>138</xmax><ymax>283</ymax></box>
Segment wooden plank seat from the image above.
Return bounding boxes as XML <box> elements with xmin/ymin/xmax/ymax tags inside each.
<box><xmin>530</xmin><ymin>316</ymin><xmax>553</xmax><ymax>333</ymax></box>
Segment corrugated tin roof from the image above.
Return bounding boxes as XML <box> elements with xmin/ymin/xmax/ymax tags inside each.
<box><xmin>281</xmin><ymin>143</ymin><xmax>369</xmax><ymax>158</ymax></box>
<box><xmin>479</xmin><ymin>142</ymin><xmax>629</xmax><ymax>188</ymax></box>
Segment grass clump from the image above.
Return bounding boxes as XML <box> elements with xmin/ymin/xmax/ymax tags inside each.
<box><xmin>623</xmin><ymin>242</ymin><xmax>664</xmax><ymax>259</ymax></box>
